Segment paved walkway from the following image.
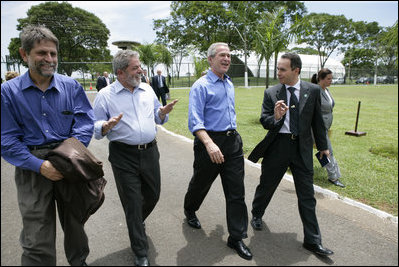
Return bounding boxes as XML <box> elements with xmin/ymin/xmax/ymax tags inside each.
<box><xmin>1</xmin><ymin>92</ymin><xmax>397</xmax><ymax>266</ymax></box>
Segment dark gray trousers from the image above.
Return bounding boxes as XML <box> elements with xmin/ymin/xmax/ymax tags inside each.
<box><xmin>15</xmin><ymin>148</ymin><xmax>89</xmax><ymax>266</ymax></box>
<box><xmin>108</xmin><ymin>141</ymin><xmax>161</xmax><ymax>258</ymax></box>
<box><xmin>251</xmin><ymin>134</ymin><xmax>322</xmax><ymax>245</ymax></box>
<box><xmin>184</xmin><ymin>133</ymin><xmax>248</xmax><ymax>241</ymax></box>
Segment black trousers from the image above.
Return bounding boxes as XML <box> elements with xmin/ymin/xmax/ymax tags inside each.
<box><xmin>158</xmin><ymin>87</ymin><xmax>167</xmax><ymax>106</ymax></box>
<box><xmin>184</xmin><ymin>132</ymin><xmax>248</xmax><ymax>240</ymax></box>
<box><xmin>251</xmin><ymin>134</ymin><xmax>322</xmax><ymax>245</ymax></box>
<box><xmin>109</xmin><ymin>141</ymin><xmax>161</xmax><ymax>257</ymax></box>
<box><xmin>15</xmin><ymin>148</ymin><xmax>89</xmax><ymax>266</ymax></box>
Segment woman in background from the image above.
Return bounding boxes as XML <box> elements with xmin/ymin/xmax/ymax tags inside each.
<box><xmin>311</xmin><ymin>68</ymin><xmax>345</xmax><ymax>188</ymax></box>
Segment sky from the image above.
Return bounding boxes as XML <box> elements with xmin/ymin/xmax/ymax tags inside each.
<box><xmin>1</xmin><ymin>1</ymin><xmax>398</xmax><ymax>78</ymax></box>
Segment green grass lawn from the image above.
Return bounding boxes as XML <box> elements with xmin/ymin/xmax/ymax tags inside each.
<box><xmin>164</xmin><ymin>84</ymin><xmax>398</xmax><ymax>216</ymax></box>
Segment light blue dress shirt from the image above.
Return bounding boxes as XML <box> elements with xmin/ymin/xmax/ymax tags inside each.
<box><xmin>1</xmin><ymin>71</ymin><xmax>94</xmax><ymax>173</ymax></box>
<box><xmin>93</xmin><ymin>80</ymin><xmax>168</xmax><ymax>145</ymax></box>
<box><xmin>188</xmin><ymin>70</ymin><xmax>236</xmax><ymax>134</ymax></box>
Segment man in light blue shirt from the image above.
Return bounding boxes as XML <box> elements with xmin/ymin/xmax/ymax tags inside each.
<box><xmin>183</xmin><ymin>42</ymin><xmax>252</xmax><ymax>261</ymax></box>
<box><xmin>93</xmin><ymin>50</ymin><xmax>177</xmax><ymax>266</ymax></box>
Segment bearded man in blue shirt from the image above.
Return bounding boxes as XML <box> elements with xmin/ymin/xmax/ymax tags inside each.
<box><xmin>183</xmin><ymin>42</ymin><xmax>253</xmax><ymax>261</ymax></box>
<box><xmin>1</xmin><ymin>25</ymin><xmax>94</xmax><ymax>266</ymax></box>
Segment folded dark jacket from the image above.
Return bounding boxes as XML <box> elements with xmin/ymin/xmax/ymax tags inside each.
<box><xmin>46</xmin><ymin>137</ymin><xmax>106</xmax><ymax>223</ymax></box>
<box><xmin>47</xmin><ymin>137</ymin><xmax>104</xmax><ymax>183</ymax></box>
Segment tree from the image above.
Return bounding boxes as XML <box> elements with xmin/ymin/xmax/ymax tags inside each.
<box><xmin>296</xmin><ymin>13</ymin><xmax>353</xmax><ymax>69</ymax></box>
<box><xmin>154</xmin><ymin>44</ymin><xmax>173</xmax><ymax>82</ymax></box>
<box><xmin>193</xmin><ymin>56</ymin><xmax>208</xmax><ymax>79</ymax></box>
<box><xmin>153</xmin><ymin>18</ymin><xmax>190</xmax><ymax>79</ymax></box>
<box><xmin>154</xmin><ymin>1</ymin><xmax>306</xmax><ymax>81</ymax></box>
<box><xmin>253</xmin><ymin>7</ymin><xmax>298</xmax><ymax>89</ymax></box>
<box><xmin>380</xmin><ymin>21</ymin><xmax>398</xmax><ymax>68</ymax></box>
<box><xmin>340</xmin><ymin>20</ymin><xmax>381</xmax><ymax>80</ymax></box>
<box><xmin>138</xmin><ymin>43</ymin><xmax>157</xmax><ymax>77</ymax></box>
<box><xmin>8</xmin><ymin>2</ymin><xmax>111</xmax><ymax>76</ymax></box>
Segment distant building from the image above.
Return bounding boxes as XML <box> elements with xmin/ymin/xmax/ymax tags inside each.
<box><xmin>152</xmin><ymin>52</ymin><xmax>345</xmax><ymax>80</ymax></box>
<box><xmin>236</xmin><ymin>52</ymin><xmax>346</xmax><ymax>80</ymax></box>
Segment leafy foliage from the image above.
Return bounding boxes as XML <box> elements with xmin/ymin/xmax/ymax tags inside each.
<box><xmin>9</xmin><ymin>2</ymin><xmax>112</xmax><ymax>76</ymax></box>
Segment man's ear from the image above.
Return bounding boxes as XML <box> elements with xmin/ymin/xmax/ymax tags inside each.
<box><xmin>19</xmin><ymin>48</ymin><xmax>28</xmax><ymax>63</ymax></box>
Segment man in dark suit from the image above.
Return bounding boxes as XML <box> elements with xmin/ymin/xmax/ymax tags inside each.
<box><xmin>248</xmin><ymin>53</ymin><xmax>334</xmax><ymax>257</ymax></box>
<box><xmin>96</xmin><ymin>71</ymin><xmax>110</xmax><ymax>91</ymax></box>
<box><xmin>151</xmin><ymin>69</ymin><xmax>169</xmax><ymax>106</ymax></box>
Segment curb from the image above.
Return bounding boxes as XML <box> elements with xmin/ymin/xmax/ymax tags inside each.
<box><xmin>157</xmin><ymin>125</ymin><xmax>398</xmax><ymax>225</ymax></box>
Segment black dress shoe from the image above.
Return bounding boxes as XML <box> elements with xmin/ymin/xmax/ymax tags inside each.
<box><xmin>303</xmin><ymin>243</ymin><xmax>334</xmax><ymax>256</ymax></box>
<box><xmin>329</xmin><ymin>179</ymin><xmax>345</xmax><ymax>188</ymax></box>
<box><xmin>184</xmin><ymin>209</ymin><xmax>201</xmax><ymax>229</ymax></box>
<box><xmin>81</xmin><ymin>261</ymin><xmax>88</xmax><ymax>266</ymax></box>
<box><xmin>227</xmin><ymin>237</ymin><xmax>253</xmax><ymax>260</ymax></box>
<box><xmin>250</xmin><ymin>217</ymin><xmax>263</xmax><ymax>231</ymax></box>
<box><xmin>134</xmin><ymin>256</ymin><xmax>150</xmax><ymax>266</ymax></box>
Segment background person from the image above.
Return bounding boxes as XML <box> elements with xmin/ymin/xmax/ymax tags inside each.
<box><xmin>248</xmin><ymin>53</ymin><xmax>334</xmax><ymax>257</ymax></box>
<box><xmin>141</xmin><ymin>69</ymin><xmax>150</xmax><ymax>85</ymax></box>
<box><xmin>5</xmin><ymin>70</ymin><xmax>20</xmax><ymax>81</ymax></box>
<box><xmin>96</xmin><ymin>71</ymin><xmax>110</xmax><ymax>91</ymax></box>
<box><xmin>93</xmin><ymin>50</ymin><xmax>177</xmax><ymax>266</ymax></box>
<box><xmin>183</xmin><ymin>42</ymin><xmax>252</xmax><ymax>261</ymax></box>
<box><xmin>311</xmin><ymin>69</ymin><xmax>345</xmax><ymax>187</ymax></box>
<box><xmin>151</xmin><ymin>69</ymin><xmax>169</xmax><ymax>106</ymax></box>
<box><xmin>1</xmin><ymin>25</ymin><xmax>94</xmax><ymax>266</ymax></box>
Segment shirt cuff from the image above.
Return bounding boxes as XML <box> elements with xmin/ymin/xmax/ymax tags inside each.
<box><xmin>94</xmin><ymin>120</ymin><xmax>107</xmax><ymax>139</ymax></box>
<box><xmin>30</xmin><ymin>157</ymin><xmax>45</xmax><ymax>174</ymax></box>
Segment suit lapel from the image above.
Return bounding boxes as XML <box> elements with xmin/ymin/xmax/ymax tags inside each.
<box><xmin>326</xmin><ymin>88</ymin><xmax>335</xmax><ymax>108</ymax></box>
<box><xmin>299</xmin><ymin>81</ymin><xmax>309</xmax><ymax>115</ymax></box>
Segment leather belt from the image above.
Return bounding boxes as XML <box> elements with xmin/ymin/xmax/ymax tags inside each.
<box><xmin>112</xmin><ymin>139</ymin><xmax>157</xmax><ymax>150</ymax></box>
<box><xmin>278</xmin><ymin>133</ymin><xmax>298</xmax><ymax>140</ymax></box>
<box><xmin>28</xmin><ymin>141</ymin><xmax>62</xmax><ymax>151</ymax></box>
<box><xmin>207</xmin><ymin>130</ymin><xmax>237</xmax><ymax>136</ymax></box>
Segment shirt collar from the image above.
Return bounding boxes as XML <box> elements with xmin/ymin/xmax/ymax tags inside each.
<box><xmin>21</xmin><ymin>71</ymin><xmax>60</xmax><ymax>92</ymax></box>
<box><xmin>114</xmin><ymin>79</ymin><xmax>145</xmax><ymax>93</ymax></box>
<box><xmin>285</xmin><ymin>79</ymin><xmax>301</xmax><ymax>91</ymax></box>
<box><xmin>207</xmin><ymin>70</ymin><xmax>231</xmax><ymax>83</ymax></box>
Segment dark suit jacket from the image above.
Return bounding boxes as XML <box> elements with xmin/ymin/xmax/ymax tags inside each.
<box><xmin>46</xmin><ymin>137</ymin><xmax>107</xmax><ymax>223</ymax></box>
<box><xmin>151</xmin><ymin>75</ymin><xmax>169</xmax><ymax>97</ymax></box>
<box><xmin>248</xmin><ymin>81</ymin><xmax>327</xmax><ymax>171</ymax></box>
<box><xmin>96</xmin><ymin>76</ymin><xmax>107</xmax><ymax>91</ymax></box>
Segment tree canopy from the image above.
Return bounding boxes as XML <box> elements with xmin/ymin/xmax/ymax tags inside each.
<box><xmin>8</xmin><ymin>1</ymin><xmax>112</xmax><ymax>76</ymax></box>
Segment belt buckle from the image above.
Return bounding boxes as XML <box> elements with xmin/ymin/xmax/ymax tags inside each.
<box><xmin>226</xmin><ymin>130</ymin><xmax>234</xmax><ymax>136</ymax></box>
<box><xmin>291</xmin><ymin>134</ymin><xmax>297</xmax><ymax>140</ymax></box>
<box><xmin>138</xmin><ymin>144</ymin><xmax>147</xmax><ymax>150</ymax></box>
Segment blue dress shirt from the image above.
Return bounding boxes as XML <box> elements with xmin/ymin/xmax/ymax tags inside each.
<box><xmin>188</xmin><ymin>70</ymin><xmax>237</xmax><ymax>134</ymax></box>
<box><xmin>93</xmin><ymin>80</ymin><xmax>168</xmax><ymax>145</ymax></box>
<box><xmin>1</xmin><ymin>71</ymin><xmax>95</xmax><ymax>173</ymax></box>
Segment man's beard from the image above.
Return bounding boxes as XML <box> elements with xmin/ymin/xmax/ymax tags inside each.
<box><xmin>125</xmin><ymin>72</ymin><xmax>141</xmax><ymax>88</ymax></box>
<box><xmin>30</xmin><ymin>61</ymin><xmax>57</xmax><ymax>77</ymax></box>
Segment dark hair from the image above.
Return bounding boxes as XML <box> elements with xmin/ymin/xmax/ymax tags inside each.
<box><xmin>20</xmin><ymin>25</ymin><xmax>59</xmax><ymax>54</ymax></box>
<box><xmin>311</xmin><ymin>68</ymin><xmax>333</xmax><ymax>84</ymax></box>
<box><xmin>281</xmin><ymin>52</ymin><xmax>302</xmax><ymax>74</ymax></box>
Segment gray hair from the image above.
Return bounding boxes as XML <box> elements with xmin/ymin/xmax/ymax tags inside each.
<box><xmin>207</xmin><ymin>42</ymin><xmax>229</xmax><ymax>58</ymax></box>
<box><xmin>20</xmin><ymin>25</ymin><xmax>59</xmax><ymax>54</ymax></box>
<box><xmin>113</xmin><ymin>50</ymin><xmax>140</xmax><ymax>74</ymax></box>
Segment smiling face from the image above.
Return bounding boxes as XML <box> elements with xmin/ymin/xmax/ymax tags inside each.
<box><xmin>20</xmin><ymin>39</ymin><xmax>58</xmax><ymax>79</ymax></box>
<box><xmin>118</xmin><ymin>57</ymin><xmax>142</xmax><ymax>90</ymax></box>
<box><xmin>208</xmin><ymin>44</ymin><xmax>231</xmax><ymax>78</ymax></box>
